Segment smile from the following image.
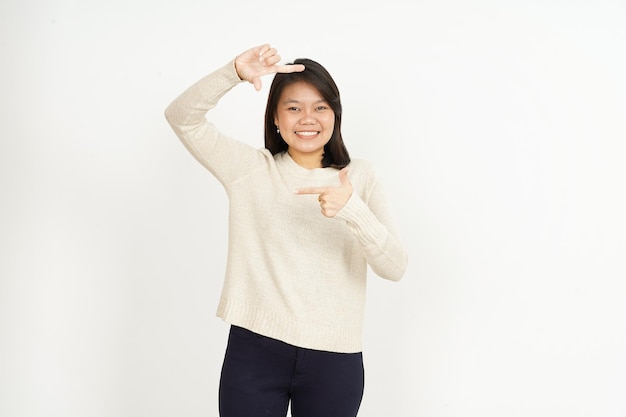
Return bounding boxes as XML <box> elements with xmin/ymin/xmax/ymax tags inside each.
<box><xmin>295</xmin><ymin>131</ymin><xmax>319</xmax><ymax>137</ymax></box>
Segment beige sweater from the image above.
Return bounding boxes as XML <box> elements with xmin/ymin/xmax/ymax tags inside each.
<box><xmin>165</xmin><ymin>60</ymin><xmax>407</xmax><ymax>353</ymax></box>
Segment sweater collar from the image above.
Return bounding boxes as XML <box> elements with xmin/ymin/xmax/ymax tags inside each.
<box><xmin>276</xmin><ymin>151</ymin><xmax>339</xmax><ymax>180</ymax></box>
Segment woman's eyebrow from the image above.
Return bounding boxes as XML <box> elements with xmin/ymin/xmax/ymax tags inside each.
<box><xmin>282</xmin><ymin>98</ymin><xmax>327</xmax><ymax>104</ymax></box>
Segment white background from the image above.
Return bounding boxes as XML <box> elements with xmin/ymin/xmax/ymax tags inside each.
<box><xmin>1</xmin><ymin>1</ymin><xmax>625</xmax><ymax>416</ymax></box>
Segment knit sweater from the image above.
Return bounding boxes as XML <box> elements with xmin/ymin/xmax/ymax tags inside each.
<box><xmin>164</xmin><ymin>60</ymin><xmax>407</xmax><ymax>353</ymax></box>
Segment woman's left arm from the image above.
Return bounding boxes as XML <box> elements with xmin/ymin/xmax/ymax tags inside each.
<box><xmin>334</xmin><ymin>178</ymin><xmax>408</xmax><ymax>282</ymax></box>
<box><xmin>295</xmin><ymin>163</ymin><xmax>408</xmax><ymax>281</ymax></box>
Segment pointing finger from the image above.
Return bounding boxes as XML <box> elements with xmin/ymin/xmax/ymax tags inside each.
<box><xmin>294</xmin><ymin>186</ymin><xmax>327</xmax><ymax>195</ymax></box>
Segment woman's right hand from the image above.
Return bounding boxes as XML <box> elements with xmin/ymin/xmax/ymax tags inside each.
<box><xmin>234</xmin><ymin>44</ymin><xmax>305</xmax><ymax>91</ymax></box>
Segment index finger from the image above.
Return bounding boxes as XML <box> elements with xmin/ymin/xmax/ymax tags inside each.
<box><xmin>275</xmin><ymin>64</ymin><xmax>305</xmax><ymax>74</ymax></box>
<box><xmin>294</xmin><ymin>186</ymin><xmax>326</xmax><ymax>195</ymax></box>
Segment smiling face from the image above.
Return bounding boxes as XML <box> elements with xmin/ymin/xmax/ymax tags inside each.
<box><xmin>273</xmin><ymin>81</ymin><xmax>335</xmax><ymax>169</ymax></box>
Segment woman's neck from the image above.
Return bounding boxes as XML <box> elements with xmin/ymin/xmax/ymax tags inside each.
<box><xmin>287</xmin><ymin>149</ymin><xmax>323</xmax><ymax>169</ymax></box>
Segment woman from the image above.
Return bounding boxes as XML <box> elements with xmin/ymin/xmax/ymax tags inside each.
<box><xmin>165</xmin><ymin>44</ymin><xmax>407</xmax><ymax>417</ymax></box>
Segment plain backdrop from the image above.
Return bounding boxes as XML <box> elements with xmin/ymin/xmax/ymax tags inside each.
<box><xmin>1</xmin><ymin>1</ymin><xmax>625</xmax><ymax>416</ymax></box>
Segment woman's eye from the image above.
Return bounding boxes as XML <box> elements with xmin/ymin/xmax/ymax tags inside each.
<box><xmin>316</xmin><ymin>106</ymin><xmax>328</xmax><ymax>111</ymax></box>
<box><xmin>288</xmin><ymin>107</ymin><xmax>299</xmax><ymax>111</ymax></box>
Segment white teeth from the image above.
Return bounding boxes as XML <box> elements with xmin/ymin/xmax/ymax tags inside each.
<box><xmin>296</xmin><ymin>131</ymin><xmax>317</xmax><ymax>136</ymax></box>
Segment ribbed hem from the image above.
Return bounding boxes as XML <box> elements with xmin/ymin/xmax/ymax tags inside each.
<box><xmin>216</xmin><ymin>297</ymin><xmax>363</xmax><ymax>353</ymax></box>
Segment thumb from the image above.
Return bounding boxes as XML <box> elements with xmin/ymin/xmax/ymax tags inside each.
<box><xmin>338</xmin><ymin>167</ymin><xmax>350</xmax><ymax>186</ymax></box>
<box><xmin>252</xmin><ymin>76</ymin><xmax>262</xmax><ymax>91</ymax></box>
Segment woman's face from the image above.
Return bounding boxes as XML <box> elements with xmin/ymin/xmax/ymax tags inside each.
<box><xmin>274</xmin><ymin>81</ymin><xmax>335</xmax><ymax>169</ymax></box>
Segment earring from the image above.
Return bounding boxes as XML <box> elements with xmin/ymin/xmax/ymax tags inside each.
<box><xmin>276</xmin><ymin>127</ymin><xmax>280</xmax><ymax>134</ymax></box>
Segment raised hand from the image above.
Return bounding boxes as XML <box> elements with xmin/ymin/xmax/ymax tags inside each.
<box><xmin>234</xmin><ymin>44</ymin><xmax>305</xmax><ymax>91</ymax></box>
<box><xmin>295</xmin><ymin>168</ymin><xmax>353</xmax><ymax>218</ymax></box>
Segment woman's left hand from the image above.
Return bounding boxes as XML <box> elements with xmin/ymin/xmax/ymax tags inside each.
<box><xmin>295</xmin><ymin>168</ymin><xmax>353</xmax><ymax>218</ymax></box>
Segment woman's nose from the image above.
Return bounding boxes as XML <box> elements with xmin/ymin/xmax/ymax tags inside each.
<box><xmin>300</xmin><ymin>110</ymin><xmax>315</xmax><ymax>123</ymax></box>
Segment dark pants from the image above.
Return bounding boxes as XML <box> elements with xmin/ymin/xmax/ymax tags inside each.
<box><xmin>219</xmin><ymin>325</ymin><xmax>365</xmax><ymax>417</ymax></box>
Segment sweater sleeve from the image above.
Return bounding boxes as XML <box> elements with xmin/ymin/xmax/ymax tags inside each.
<box><xmin>334</xmin><ymin>174</ymin><xmax>408</xmax><ymax>282</ymax></box>
<box><xmin>164</xmin><ymin>60</ymin><xmax>265</xmax><ymax>186</ymax></box>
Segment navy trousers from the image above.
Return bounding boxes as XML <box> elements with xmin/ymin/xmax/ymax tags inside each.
<box><xmin>219</xmin><ymin>325</ymin><xmax>365</xmax><ymax>417</ymax></box>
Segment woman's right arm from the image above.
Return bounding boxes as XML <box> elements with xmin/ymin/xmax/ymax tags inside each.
<box><xmin>164</xmin><ymin>45</ymin><xmax>304</xmax><ymax>186</ymax></box>
<box><xmin>164</xmin><ymin>60</ymin><xmax>255</xmax><ymax>185</ymax></box>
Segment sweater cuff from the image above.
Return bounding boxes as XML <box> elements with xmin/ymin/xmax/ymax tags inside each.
<box><xmin>226</xmin><ymin>59</ymin><xmax>245</xmax><ymax>84</ymax></box>
<box><xmin>334</xmin><ymin>192</ymin><xmax>387</xmax><ymax>243</ymax></box>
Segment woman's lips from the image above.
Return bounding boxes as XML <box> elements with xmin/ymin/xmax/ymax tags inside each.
<box><xmin>295</xmin><ymin>131</ymin><xmax>319</xmax><ymax>139</ymax></box>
